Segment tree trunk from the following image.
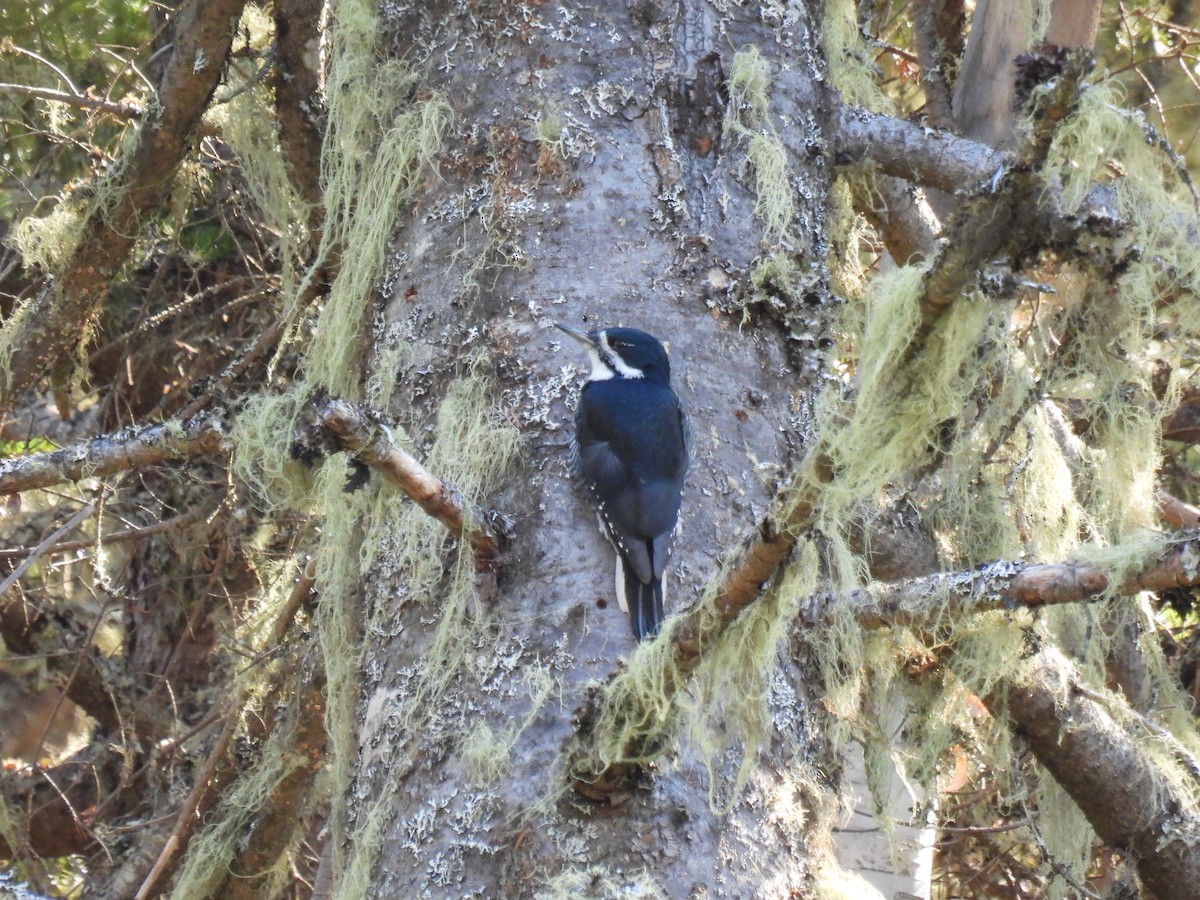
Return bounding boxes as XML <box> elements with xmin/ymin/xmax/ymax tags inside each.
<box><xmin>334</xmin><ymin>1</ymin><xmax>841</xmax><ymax>895</ymax></box>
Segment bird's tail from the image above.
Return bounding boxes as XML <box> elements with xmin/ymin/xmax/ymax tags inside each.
<box><xmin>617</xmin><ymin>557</ymin><xmax>664</xmax><ymax>641</ymax></box>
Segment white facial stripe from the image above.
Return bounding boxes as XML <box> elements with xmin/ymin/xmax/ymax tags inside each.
<box><xmin>599</xmin><ymin>331</ymin><xmax>644</xmax><ymax>380</ymax></box>
<box><xmin>586</xmin><ymin>345</ymin><xmax>614</xmax><ymax>381</ymax></box>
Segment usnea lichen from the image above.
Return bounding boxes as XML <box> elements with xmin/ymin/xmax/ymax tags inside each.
<box><xmin>172</xmin><ymin>0</ymin><xmax>473</xmax><ymax>896</ymax></box>
<box><xmin>803</xmin><ymin>58</ymin><xmax>1200</xmax><ymax>895</ymax></box>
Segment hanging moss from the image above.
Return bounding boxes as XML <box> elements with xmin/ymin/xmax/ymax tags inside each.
<box><xmin>172</xmin><ymin>0</ymin><xmax>471</xmax><ymax>894</ymax></box>
<box><xmin>678</xmin><ymin>541</ymin><xmax>818</xmax><ymax>811</ymax></box>
<box><xmin>725</xmin><ymin>47</ymin><xmax>797</xmax><ymax>248</ymax></box>
<box><xmin>332</xmin><ymin>367</ymin><xmax>520</xmax><ymax>896</ymax></box>
<box><xmin>821</xmin><ymin>0</ymin><xmax>894</xmax><ymax>113</ymax></box>
<box><xmin>800</xmin><ymin>41</ymin><xmax>1200</xmax><ymax>892</ymax></box>
<box><xmin>570</xmin><ymin>541</ymin><xmax>819</xmax><ymax>814</ymax></box>
<box><xmin>168</xmin><ymin>652</ymin><xmax>311</xmax><ymax>900</ymax></box>
<box><xmin>533</xmin><ymin>865</ymin><xmax>666</xmax><ymax>899</ymax></box>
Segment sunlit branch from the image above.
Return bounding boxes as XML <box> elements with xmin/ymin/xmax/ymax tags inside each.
<box><xmin>0</xmin><ymin>414</ymin><xmax>228</xmax><ymax>495</ymax></box>
<box><xmin>310</xmin><ymin>396</ymin><xmax>504</xmax><ymax>576</ymax></box>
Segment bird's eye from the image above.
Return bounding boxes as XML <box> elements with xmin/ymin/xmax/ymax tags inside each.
<box><xmin>612</xmin><ymin>340</ymin><xmax>629</xmax><ymax>349</ymax></box>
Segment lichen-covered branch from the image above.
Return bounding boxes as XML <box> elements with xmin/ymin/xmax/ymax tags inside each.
<box><xmin>571</xmin><ymin>467</ymin><xmax>1200</xmax><ymax>799</ymax></box>
<box><xmin>1</xmin><ymin>0</ymin><xmax>248</xmax><ymax>411</ymax></box>
<box><xmin>568</xmin><ymin>460</ymin><xmax>828</xmax><ymax>799</ymax></box>
<box><xmin>310</xmin><ymin>395</ymin><xmax>503</xmax><ymax>568</ymax></box>
<box><xmin>985</xmin><ymin>643</ymin><xmax>1200</xmax><ymax>898</ymax></box>
<box><xmin>911</xmin><ymin>50</ymin><xmax>1092</xmax><ymax>343</ymax></box>
<box><xmin>662</xmin><ymin>454</ymin><xmax>833</xmax><ymax>675</ymax></box>
<box><xmin>0</xmin><ymin>413</ymin><xmax>228</xmax><ymax>495</ymax></box>
<box><xmin>830</xmin><ymin>105</ymin><xmax>1010</xmax><ymax>193</ymax></box>
<box><xmin>803</xmin><ymin>536</ymin><xmax>1200</xmax><ymax>629</ymax></box>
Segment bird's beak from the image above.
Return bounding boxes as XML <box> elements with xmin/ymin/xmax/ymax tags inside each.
<box><xmin>555</xmin><ymin>323</ymin><xmax>594</xmax><ymax>347</ymax></box>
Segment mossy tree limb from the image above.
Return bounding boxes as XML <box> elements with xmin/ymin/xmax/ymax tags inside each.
<box><xmin>0</xmin><ymin>0</ymin><xmax>248</xmax><ymax>414</ymax></box>
<box><xmin>567</xmin><ymin>455</ymin><xmax>829</xmax><ymax>800</ymax></box>
<box><xmin>985</xmin><ymin>642</ymin><xmax>1200</xmax><ymax>899</ymax></box>
<box><xmin>569</xmin><ymin>473</ymin><xmax>1198</xmax><ymax>800</ymax></box>
<box><xmin>913</xmin><ymin>50</ymin><xmax>1093</xmax><ymax>342</ymax></box>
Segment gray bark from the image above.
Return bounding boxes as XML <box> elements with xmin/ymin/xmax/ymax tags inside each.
<box><xmin>346</xmin><ymin>1</ymin><xmax>838</xmax><ymax>895</ymax></box>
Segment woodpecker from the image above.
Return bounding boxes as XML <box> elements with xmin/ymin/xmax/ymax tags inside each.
<box><xmin>556</xmin><ymin>324</ymin><xmax>688</xmax><ymax>641</ymax></box>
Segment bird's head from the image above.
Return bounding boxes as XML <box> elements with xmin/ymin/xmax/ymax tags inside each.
<box><xmin>555</xmin><ymin>324</ymin><xmax>671</xmax><ymax>383</ymax></box>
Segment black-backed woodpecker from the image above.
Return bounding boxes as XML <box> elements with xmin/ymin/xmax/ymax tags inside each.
<box><xmin>556</xmin><ymin>324</ymin><xmax>689</xmax><ymax>641</ymax></box>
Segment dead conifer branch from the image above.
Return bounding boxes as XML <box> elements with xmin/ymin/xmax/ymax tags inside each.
<box><xmin>831</xmin><ymin>105</ymin><xmax>1011</xmax><ymax>193</ymax></box>
<box><xmin>0</xmin><ymin>414</ymin><xmax>228</xmax><ymax>496</ymax></box>
<box><xmin>0</xmin><ymin>505</ymin><xmax>210</xmax><ymax>559</ymax></box>
<box><xmin>800</xmin><ymin>536</ymin><xmax>1200</xmax><ymax>631</ymax></box>
<box><xmin>986</xmin><ymin>643</ymin><xmax>1200</xmax><ymax>897</ymax></box>
<box><xmin>310</xmin><ymin>396</ymin><xmax>503</xmax><ymax>568</ymax></box>
<box><xmin>0</xmin><ymin>81</ymin><xmax>143</xmax><ymax>118</ymax></box>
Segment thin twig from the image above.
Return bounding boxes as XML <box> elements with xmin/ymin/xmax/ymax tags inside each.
<box><xmin>0</xmin><ymin>501</ymin><xmax>96</xmax><ymax>606</ymax></box>
<box><xmin>0</xmin><ymin>506</ymin><xmax>208</xmax><ymax>559</ymax></box>
<box><xmin>131</xmin><ymin>557</ymin><xmax>315</xmax><ymax>899</ymax></box>
<box><xmin>132</xmin><ymin>703</ymin><xmax>241</xmax><ymax>900</ymax></box>
<box><xmin>5</xmin><ymin>44</ymin><xmax>80</xmax><ymax>94</ymax></box>
<box><xmin>175</xmin><ymin>316</ymin><xmax>287</xmax><ymax>419</ymax></box>
<box><xmin>0</xmin><ymin>82</ymin><xmax>142</xmax><ymax>118</ymax></box>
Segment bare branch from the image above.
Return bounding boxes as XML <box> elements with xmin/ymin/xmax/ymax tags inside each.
<box><xmin>175</xmin><ymin>315</ymin><xmax>289</xmax><ymax>419</ymax></box>
<box><xmin>0</xmin><ymin>413</ymin><xmax>228</xmax><ymax>496</ymax></box>
<box><xmin>125</xmin><ymin>561</ymin><xmax>312</xmax><ymax>892</ymax></box>
<box><xmin>5</xmin><ymin>44</ymin><xmax>81</xmax><ymax>94</ymax></box>
<box><xmin>803</xmin><ymin>536</ymin><xmax>1200</xmax><ymax>630</ymax></box>
<box><xmin>0</xmin><ymin>501</ymin><xmax>95</xmax><ymax>599</ymax></box>
<box><xmin>0</xmin><ymin>749</ymin><xmax>108</xmax><ymax>858</ymax></box>
<box><xmin>830</xmin><ymin>105</ymin><xmax>1010</xmax><ymax>193</ymax></box>
<box><xmin>0</xmin><ymin>82</ymin><xmax>143</xmax><ymax>118</ymax></box>
<box><xmin>309</xmin><ymin>396</ymin><xmax>503</xmax><ymax>569</ymax></box>
<box><xmin>1164</xmin><ymin>386</ymin><xmax>1200</xmax><ymax>445</ymax></box>
<box><xmin>911</xmin><ymin>1</ymin><xmax>957</xmax><ymax>129</ymax></box>
<box><xmin>1158</xmin><ymin>490</ymin><xmax>1200</xmax><ymax>529</ymax></box>
<box><xmin>272</xmin><ymin>0</ymin><xmax>326</xmax><ymax>219</ymax></box>
<box><xmin>0</xmin><ymin>506</ymin><xmax>209</xmax><ymax>559</ymax></box>
<box><xmin>211</xmin><ymin>655</ymin><xmax>326</xmax><ymax>900</ymax></box>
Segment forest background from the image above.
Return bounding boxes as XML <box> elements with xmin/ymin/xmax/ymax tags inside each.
<box><xmin>5</xmin><ymin>0</ymin><xmax>1200</xmax><ymax>898</ymax></box>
